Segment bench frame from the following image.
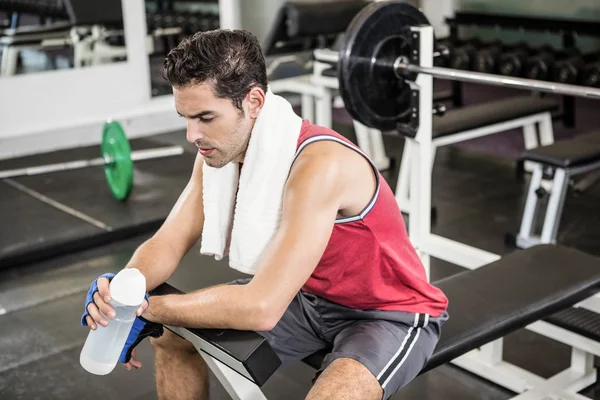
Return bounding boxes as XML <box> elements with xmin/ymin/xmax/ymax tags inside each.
<box><xmin>404</xmin><ymin>25</ymin><xmax>600</xmax><ymax>400</ymax></box>
<box><xmin>516</xmin><ymin>158</ymin><xmax>600</xmax><ymax>249</ymax></box>
<box><xmin>167</xmin><ymin>325</ymin><xmax>270</xmax><ymax>400</ymax></box>
<box><xmin>396</xmin><ymin>110</ymin><xmax>555</xmax><ymax>215</ymax></box>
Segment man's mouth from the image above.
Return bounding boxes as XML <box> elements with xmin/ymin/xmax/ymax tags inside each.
<box><xmin>198</xmin><ymin>147</ymin><xmax>215</xmax><ymax>156</ymax></box>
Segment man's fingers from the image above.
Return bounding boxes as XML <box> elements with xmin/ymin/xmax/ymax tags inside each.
<box><xmin>124</xmin><ymin>350</ymin><xmax>142</xmax><ymax>370</ymax></box>
<box><xmin>136</xmin><ymin>299</ymin><xmax>149</xmax><ymax>316</ymax></box>
<box><xmin>87</xmin><ymin>302</ymin><xmax>108</xmax><ymax>327</ymax></box>
<box><xmin>97</xmin><ymin>277</ymin><xmax>112</xmax><ymax>303</ymax></box>
<box><xmin>130</xmin><ymin>357</ymin><xmax>143</xmax><ymax>369</ymax></box>
<box><xmin>93</xmin><ymin>292</ymin><xmax>116</xmax><ymax>319</ymax></box>
<box><xmin>85</xmin><ymin>316</ymin><xmax>97</xmax><ymax>330</ymax></box>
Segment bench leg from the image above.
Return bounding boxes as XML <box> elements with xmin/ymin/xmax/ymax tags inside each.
<box><xmin>199</xmin><ymin>352</ymin><xmax>268</xmax><ymax>400</ymax></box>
<box><xmin>516</xmin><ymin>164</ymin><xmax>544</xmax><ymax>248</ymax></box>
<box><xmin>301</xmin><ymin>93</ymin><xmax>315</xmax><ymax>123</ymax></box>
<box><xmin>396</xmin><ymin>139</ymin><xmax>412</xmax><ymax>214</ymax></box>
<box><xmin>540</xmin><ymin>168</ymin><xmax>569</xmax><ymax>244</ymax></box>
<box><xmin>522</xmin><ymin>123</ymin><xmax>540</xmax><ymax>173</ymax></box>
<box><xmin>353</xmin><ymin>120</ymin><xmax>372</xmax><ymax>161</ymax></box>
<box><xmin>368</xmin><ymin>127</ymin><xmax>391</xmax><ymax>171</ymax></box>
<box><xmin>1</xmin><ymin>45</ymin><xmax>19</xmax><ymax>76</ymax></box>
<box><xmin>352</xmin><ymin>120</ymin><xmax>390</xmax><ymax>171</ymax></box>
<box><xmin>537</xmin><ymin>113</ymin><xmax>555</xmax><ymax>146</ymax></box>
<box><xmin>315</xmin><ymin>88</ymin><xmax>332</xmax><ymax>128</ymax></box>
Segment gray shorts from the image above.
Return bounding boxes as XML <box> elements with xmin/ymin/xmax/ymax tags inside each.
<box><xmin>231</xmin><ymin>279</ymin><xmax>448</xmax><ymax>399</ymax></box>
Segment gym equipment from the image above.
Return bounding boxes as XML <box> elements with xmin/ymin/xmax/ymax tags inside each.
<box><xmin>554</xmin><ymin>51</ymin><xmax>585</xmax><ymax>84</ymax></box>
<box><xmin>394</xmin><ymin>95</ymin><xmax>557</xmax><ymax>216</ymax></box>
<box><xmin>0</xmin><ymin>121</ymin><xmax>184</xmax><ymax>201</ymax></box>
<box><xmin>448</xmin><ymin>39</ymin><xmax>480</xmax><ymax>70</ymax></box>
<box><xmin>523</xmin><ymin>44</ymin><xmax>556</xmax><ymax>80</ymax></box>
<box><xmin>336</xmin><ymin>3</ymin><xmax>600</xmax><ymax>133</ymax></box>
<box><xmin>473</xmin><ymin>40</ymin><xmax>503</xmax><ymax>73</ymax></box>
<box><xmin>513</xmin><ymin>130</ymin><xmax>600</xmax><ymax>249</ymax></box>
<box><xmin>335</xmin><ymin>2</ymin><xmax>600</xmax><ymax>398</ymax></box>
<box><xmin>583</xmin><ymin>59</ymin><xmax>600</xmax><ymax>87</ymax></box>
<box><xmin>153</xmin><ymin>244</ymin><xmax>600</xmax><ymax>400</ymax></box>
<box><xmin>498</xmin><ymin>43</ymin><xmax>530</xmax><ymax>77</ymax></box>
<box><xmin>263</xmin><ymin>0</ymin><xmax>368</xmax><ymax>57</ymax></box>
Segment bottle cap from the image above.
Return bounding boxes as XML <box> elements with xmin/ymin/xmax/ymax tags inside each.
<box><xmin>109</xmin><ymin>268</ymin><xmax>147</xmax><ymax>306</ymax></box>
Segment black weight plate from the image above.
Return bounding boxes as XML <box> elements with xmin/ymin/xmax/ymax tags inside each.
<box><xmin>338</xmin><ymin>1</ymin><xmax>430</xmax><ymax>131</ymax></box>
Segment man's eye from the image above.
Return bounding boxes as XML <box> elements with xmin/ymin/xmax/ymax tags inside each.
<box><xmin>199</xmin><ymin>117</ymin><xmax>214</xmax><ymax>123</ymax></box>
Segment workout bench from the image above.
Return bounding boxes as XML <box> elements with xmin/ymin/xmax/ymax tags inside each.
<box><xmin>396</xmin><ymin>95</ymin><xmax>558</xmax><ymax>215</ymax></box>
<box><xmin>152</xmin><ymin>245</ymin><xmax>600</xmax><ymax>400</ymax></box>
<box><xmin>514</xmin><ymin>129</ymin><xmax>600</xmax><ymax>249</ymax></box>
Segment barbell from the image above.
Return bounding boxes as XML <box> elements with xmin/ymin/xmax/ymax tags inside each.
<box><xmin>0</xmin><ymin>121</ymin><xmax>184</xmax><ymax>201</ymax></box>
<box><xmin>337</xmin><ymin>1</ymin><xmax>600</xmax><ymax>132</ymax></box>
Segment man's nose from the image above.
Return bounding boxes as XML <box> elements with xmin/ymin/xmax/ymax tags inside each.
<box><xmin>186</xmin><ymin>121</ymin><xmax>204</xmax><ymax>144</ymax></box>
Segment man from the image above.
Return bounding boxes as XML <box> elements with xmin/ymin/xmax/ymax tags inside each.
<box><xmin>82</xmin><ymin>29</ymin><xmax>448</xmax><ymax>400</ymax></box>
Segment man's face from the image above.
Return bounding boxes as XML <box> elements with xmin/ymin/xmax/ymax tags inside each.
<box><xmin>174</xmin><ymin>83</ymin><xmax>255</xmax><ymax>168</ymax></box>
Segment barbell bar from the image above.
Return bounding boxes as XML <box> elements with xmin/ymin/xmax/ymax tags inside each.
<box><xmin>336</xmin><ymin>1</ymin><xmax>600</xmax><ymax>132</ymax></box>
<box><xmin>0</xmin><ymin>147</ymin><xmax>183</xmax><ymax>180</ymax></box>
<box><xmin>0</xmin><ymin>121</ymin><xmax>185</xmax><ymax>201</ymax></box>
<box><xmin>395</xmin><ymin>61</ymin><xmax>600</xmax><ymax>99</ymax></box>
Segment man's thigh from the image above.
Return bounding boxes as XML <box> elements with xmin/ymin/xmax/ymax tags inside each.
<box><xmin>230</xmin><ymin>279</ymin><xmax>328</xmax><ymax>368</ymax></box>
<box><xmin>318</xmin><ymin>313</ymin><xmax>446</xmax><ymax>400</ymax></box>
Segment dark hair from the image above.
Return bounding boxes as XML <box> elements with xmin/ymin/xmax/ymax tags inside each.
<box><xmin>162</xmin><ymin>29</ymin><xmax>268</xmax><ymax>111</ymax></box>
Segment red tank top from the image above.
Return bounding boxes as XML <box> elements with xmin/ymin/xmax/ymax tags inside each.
<box><xmin>296</xmin><ymin>121</ymin><xmax>448</xmax><ymax>317</ymax></box>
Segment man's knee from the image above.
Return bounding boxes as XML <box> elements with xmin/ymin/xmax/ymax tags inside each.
<box><xmin>150</xmin><ymin>329</ymin><xmax>198</xmax><ymax>355</ymax></box>
<box><xmin>310</xmin><ymin>358</ymin><xmax>383</xmax><ymax>400</ymax></box>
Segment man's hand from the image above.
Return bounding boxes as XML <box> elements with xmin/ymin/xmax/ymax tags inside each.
<box><xmin>123</xmin><ymin>348</ymin><xmax>143</xmax><ymax>370</ymax></box>
<box><xmin>84</xmin><ymin>275</ymin><xmax>149</xmax><ymax>330</ymax></box>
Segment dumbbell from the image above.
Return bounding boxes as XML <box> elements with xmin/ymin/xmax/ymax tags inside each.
<box><xmin>524</xmin><ymin>44</ymin><xmax>557</xmax><ymax>81</ymax></box>
<box><xmin>582</xmin><ymin>57</ymin><xmax>600</xmax><ymax>87</ymax></box>
<box><xmin>175</xmin><ymin>13</ymin><xmax>188</xmax><ymax>30</ymax></box>
<box><xmin>151</xmin><ymin>12</ymin><xmax>164</xmax><ymax>30</ymax></box>
<box><xmin>186</xmin><ymin>14</ymin><xmax>202</xmax><ymax>34</ymax></box>
<box><xmin>473</xmin><ymin>40</ymin><xmax>504</xmax><ymax>73</ymax></box>
<box><xmin>499</xmin><ymin>43</ymin><xmax>531</xmax><ymax>77</ymax></box>
<box><xmin>449</xmin><ymin>39</ymin><xmax>481</xmax><ymax>70</ymax></box>
<box><xmin>553</xmin><ymin>49</ymin><xmax>587</xmax><ymax>84</ymax></box>
<box><xmin>161</xmin><ymin>13</ymin><xmax>176</xmax><ymax>28</ymax></box>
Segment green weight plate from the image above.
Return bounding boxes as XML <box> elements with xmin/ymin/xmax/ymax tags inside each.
<box><xmin>101</xmin><ymin>121</ymin><xmax>133</xmax><ymax>201</ymax></box>
<box><xmin>338</xmin><ymin>1</ymin><xmax>430</xmax><ymax>131</ymax></box>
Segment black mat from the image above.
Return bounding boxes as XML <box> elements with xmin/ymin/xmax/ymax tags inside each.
<box><xmin>0</xmin><ymin>182</ymin><xmax>102</xmax><ymax>266</ymax></box>
<box><xmin>0</xmin><ymin>135</ymin><xmax>196</xmax><ymax>268</ymax></box>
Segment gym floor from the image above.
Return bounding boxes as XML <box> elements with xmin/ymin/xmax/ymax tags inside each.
<box><xmin>2</xmin><ymin>81</ymin><xmax>600</xmax><ymax>400</ymax></box>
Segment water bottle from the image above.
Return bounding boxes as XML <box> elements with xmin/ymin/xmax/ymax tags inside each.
<box><xmin>80</xmin><ymin>268</ymin><xmax>147</xmax><ymax>375</ymax></box>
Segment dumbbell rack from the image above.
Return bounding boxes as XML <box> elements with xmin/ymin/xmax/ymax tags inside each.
<box><xmin>446</xmin><ymin>11</ymin><xmax>600</xmax><ymax>128</ymax></box>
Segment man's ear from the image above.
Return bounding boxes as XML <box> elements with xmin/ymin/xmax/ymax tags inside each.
<box><xmin>246</xmin><ymin>87</ymin><xmax>265</xmax><ymax>119</ymax></box>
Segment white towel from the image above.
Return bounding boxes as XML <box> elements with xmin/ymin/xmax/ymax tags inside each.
<box><xmin>200</xmin><ymin>89</ymin><xmax>303</xmax><ymax>275</ymax></box>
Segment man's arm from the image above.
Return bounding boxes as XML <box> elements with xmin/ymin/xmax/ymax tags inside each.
<box><xmin>125</xmin><ymin>153</ymin><xmax>206</xmax><ymax>292</ymax></box>
<box><xmin>143</xmin><ymin>142</ymin><xmax>344</xmax><ymax>331</ymax></box>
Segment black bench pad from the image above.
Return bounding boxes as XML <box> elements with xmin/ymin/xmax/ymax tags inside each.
<box><xmin>544</xmin><ymin>307</ymin><xmax>600</xmax><ymax>343</ymax></box>
<box><xmin>155</xmin><ymin>245</ymin><xmax>600</xmax><ymax>383</ymax></box>
<box><xmin>316</xmin><ymin>82</ymin><xmax>556</xmax><ymax>138</ymax></box>
<box><xmin>432</xmin><ymin>95</ymin><xmax>558</xmax><ymax>139</ymax></box>
<box><xmin>304</xmin><ymin>245</ymin><xmax>600</xmax><ymax>372</ymax></box>
<box><xmin>521</xmin><ymin>130</ymin><xmax>600</xmax><ymax>168</ymax></box>
<box><xmin>150</xmin><ymin>284</ymin><xmax>282</xmax><ymax>387</ymax></box>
